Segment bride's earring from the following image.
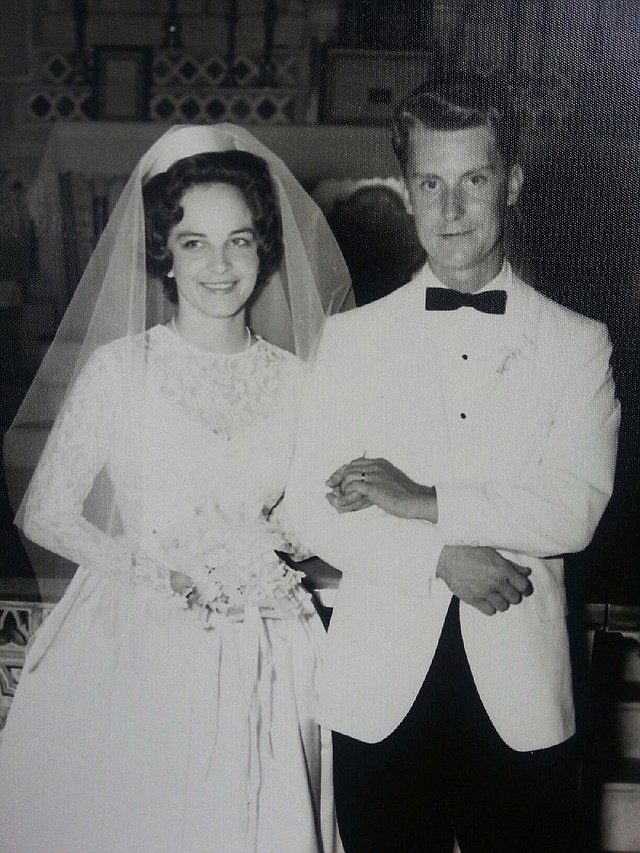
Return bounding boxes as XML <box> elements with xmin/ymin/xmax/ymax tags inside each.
<box><xmin>167</xmin><ymin>270</ymin><xmax>175</xmax><ymax>278</ymax></box>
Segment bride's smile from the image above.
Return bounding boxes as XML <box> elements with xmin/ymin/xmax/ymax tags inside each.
<box><xmin>200</xmin><ymin>279</ymin><xmax>240</xmax><ymax>291</ymax></box>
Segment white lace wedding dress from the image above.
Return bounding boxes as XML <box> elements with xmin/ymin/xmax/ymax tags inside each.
<box><xmin>0</xmin><ymin>324</ymin><xmax>338</xmax><ymax>853</ymax></box>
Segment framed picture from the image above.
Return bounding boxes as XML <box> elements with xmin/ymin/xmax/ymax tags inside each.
<box><xmin>320</xmin><ymin>48</ymin><xmax>433</xmax><ymax>126</ymax></box>
<box><xmin>92</xmin><ymin>45</ymin><xmax>153</xmax><ymax>121</ymax></box>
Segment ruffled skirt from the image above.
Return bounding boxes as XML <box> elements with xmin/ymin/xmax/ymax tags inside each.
<box><xmin>0</xmin><ymin>569</ymin><xmax>340</xmax><ymax>853</ymax></box>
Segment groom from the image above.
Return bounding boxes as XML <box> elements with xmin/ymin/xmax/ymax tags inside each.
<box><xmin>285</xmin><ymin>76</ymin><xmax>620</xmax><ymax>852</ymax></box>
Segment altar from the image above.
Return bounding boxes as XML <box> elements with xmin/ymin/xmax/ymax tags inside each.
<box><xmin>31</xmin><ymin>121</ymin><xmax>401</xmax><ymax>186</ymax></box>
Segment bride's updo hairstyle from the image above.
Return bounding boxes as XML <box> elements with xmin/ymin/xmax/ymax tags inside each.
<box><xmin>144</xmin><ymin>150</ymin><xmax>284</xmax><ymax>303</ymax></box>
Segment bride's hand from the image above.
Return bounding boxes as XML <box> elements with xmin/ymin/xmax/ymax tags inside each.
<box><xmin>326</xmin><ymin>460</ymin><xmax>373</xmax><ymax>514</ymax></box>
<box><xmin>326</xmin><ymin>457</ymin><xmax>437</xmax><ymax>521</ymax></box>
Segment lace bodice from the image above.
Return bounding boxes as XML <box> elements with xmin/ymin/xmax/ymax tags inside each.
<box><xmin>22</xmin><ymin>325</ymin><xmax>308</xmax><ymax>595</ymax></box>
<box><xmin>147</xmin><ymin>325</ymin><xmax>301</xmax><ymax>439</ymax></box>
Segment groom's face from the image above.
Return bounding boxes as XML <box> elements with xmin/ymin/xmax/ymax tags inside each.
<box><xmin>404</xmin><ymin>123</ymin><xmax>523</xmax><ymax>292</ymax></box>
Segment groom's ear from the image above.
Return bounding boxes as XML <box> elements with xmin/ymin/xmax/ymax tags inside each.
<box><xmin>401</xmin><ymin>181</ymin><xmax>413</xmax><ymax>216</ymax></box>
<box><xmin>507</xmin><ymin>164</ymin><xmax>524</xmax><ymax>207</ymax></box>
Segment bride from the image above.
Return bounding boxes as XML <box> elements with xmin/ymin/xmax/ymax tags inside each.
<box><xmin>0</xmin><ymin>125</ymin><xmax>352</xmax><ymax>852</ymax></box>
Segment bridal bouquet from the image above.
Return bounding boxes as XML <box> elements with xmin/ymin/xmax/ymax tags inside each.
<box><xmin>159</xmin><ymin>494</ymin><xmax>314</xmax><ymax>626</ymax></box>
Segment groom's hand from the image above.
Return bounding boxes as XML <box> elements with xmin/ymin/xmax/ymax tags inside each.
<box><xmin>436</xmin><ymin>545</ymin><xmax>534</xmax><ymax>616</ymax></box>
<box><xmin>326</xmin><ymin>456</ymin><xmax>437</xmax><ymax>521</ymax></box>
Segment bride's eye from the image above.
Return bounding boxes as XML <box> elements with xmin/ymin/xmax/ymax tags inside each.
<box><xmin>229</xmin><ymin>235</ymin><xmax>255</xmax><ymax>248</ymax></box>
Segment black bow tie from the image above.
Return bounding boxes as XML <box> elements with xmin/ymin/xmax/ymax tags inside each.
<box><xmin>425</xmin><ymin>287</ymin><xmax>507</xmax><ymax>315</ymax></box>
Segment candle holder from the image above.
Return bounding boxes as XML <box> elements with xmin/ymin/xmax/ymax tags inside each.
<box><xmin>162</xmin><ymin>0</ymin><xmax>183</xmax><ymax>51</ymax></box>
<box><xmin>257</xmin><ymin>0</ymin><xmax>279</xmax><ymax>87</ymax></box>
<box><xmin>69</xmin><ymin>0</ymin><xmax>92</xmax><ymax>84</ymax></box>
<box><xmin>221</xmin><ymin>0</ymin><xmax>240</xmax><ymax>86</ymax></box>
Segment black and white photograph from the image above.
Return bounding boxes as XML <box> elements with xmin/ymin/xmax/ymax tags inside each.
<box><xmin>0</xmin><ymin>2</ymin><xmax>638</xmax><ymax>851</ymax></box>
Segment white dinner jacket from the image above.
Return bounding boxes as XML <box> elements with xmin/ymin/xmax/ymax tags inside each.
<box><xmin>284</xmin><ymin>263</ymin><xmax>620</xmax><ymax>750</ymax></box>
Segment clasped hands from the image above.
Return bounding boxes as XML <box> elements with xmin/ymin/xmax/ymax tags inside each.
<box><xmin>326</xmin><ymin>456</ymin><xmax>533</xmax><ymax>617</ymax></box>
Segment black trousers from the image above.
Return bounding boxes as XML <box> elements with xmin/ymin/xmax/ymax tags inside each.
<box><xmin>332</xmin><ymin>599</ymin><xmax>580</xmax><ymax>853</ymax></box>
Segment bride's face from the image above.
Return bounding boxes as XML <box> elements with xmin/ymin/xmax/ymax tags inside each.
<box><xmin>167</xmin><ymin>182</ymin><xmax>260</xmax><ymax>320</ymax></box>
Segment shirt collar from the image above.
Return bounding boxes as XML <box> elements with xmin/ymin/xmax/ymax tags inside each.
<box><xmin>413</xmin><ymin>259</ymin><xmax>513</xmax><ymax>296</ymax></box>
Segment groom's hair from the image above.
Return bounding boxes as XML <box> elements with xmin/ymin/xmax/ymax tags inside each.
<box><xmin>144</xmin><ymin>150</ymin><xmax>283</xmax><ymax>303</ymax></box>
<box><xmin>392</xmin><ymin>74</ymin><xmax>520</xmax><ymax>173</ymax></box>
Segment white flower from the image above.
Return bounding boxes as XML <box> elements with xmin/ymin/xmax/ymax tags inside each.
<box><xmin>160</xmin><ymin>493</ymin><xmax>313</xmax><ymax>625</ymax></box>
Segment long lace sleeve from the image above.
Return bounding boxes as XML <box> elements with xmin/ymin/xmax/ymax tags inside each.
<box><xmin>20</xmin><ymin>346</ymin><xmax>133</xmax><ymax>574</ymax></box>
